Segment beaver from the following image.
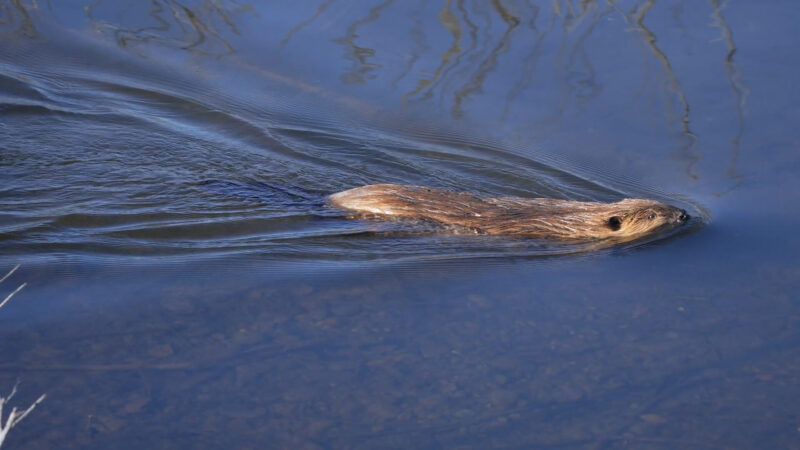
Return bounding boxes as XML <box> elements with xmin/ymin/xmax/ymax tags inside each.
<box><xmin>329</xmin><ymin>184</ymin><xmax>689</xmax><ymax>242</ymax></box>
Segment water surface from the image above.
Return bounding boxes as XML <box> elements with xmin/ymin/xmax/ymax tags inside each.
<box><xmin>1</xmin><ymin>1</ymin><xmax>799</xmax><ymax>448</ymax></box>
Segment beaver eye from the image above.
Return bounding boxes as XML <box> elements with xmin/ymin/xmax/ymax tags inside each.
<box><xmin>608</xmin><ymin>216</ymin><xmax>622</xmax><ymax>231</ymax></box>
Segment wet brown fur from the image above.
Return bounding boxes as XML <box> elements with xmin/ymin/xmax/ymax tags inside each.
<box><xmin>329</xmin><ymin>184</ymin><xmax>688</xmax><ymax>242</ymax></box>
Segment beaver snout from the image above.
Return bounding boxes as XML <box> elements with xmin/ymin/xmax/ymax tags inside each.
<box><xmin>678</xmin><ymin>210</ymin><xmax>690</xmax><ymax>223</ymax></box>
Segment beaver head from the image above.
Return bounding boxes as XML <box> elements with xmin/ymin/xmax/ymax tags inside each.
<box><xmin>599</xmin><ymin>199</ymin><xmax>689</xmax><ymax>239</ymax></box>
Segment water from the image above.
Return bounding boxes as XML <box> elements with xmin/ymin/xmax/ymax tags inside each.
<box><xmin>0</xmin><ymin>1</ymin><xmax>798</xmax><ymax>448</ymax></box>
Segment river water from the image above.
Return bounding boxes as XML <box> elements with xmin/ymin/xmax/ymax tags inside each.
<box><xmin>1</xmin><ymin>1</ymin><xmax>798</xmax><ymax>448</ymax></box>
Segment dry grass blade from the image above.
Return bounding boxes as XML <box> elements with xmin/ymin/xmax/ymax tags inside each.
<box><xmin>0</xmin><ymin>267</ymin><xmax>46</xmax><ymax>449</ymax></box>
<box><xmin>0</xmin><ymin>283</ymin><xmax>26</xmax><ymax>311</ymax></box>
<box><xmin>0</xmin><ymin>381</ymin><xmax>47</xmax><ymax>448</ymax></box>
<box><xmin>0</xmin><ymin>266</ymin><xmax>19</xmax><ymax>285</ymax></box>
<box><xmin>0</xmin><ymin>265</ymin><xmax>27</xmax><ymax>310</ymax></box>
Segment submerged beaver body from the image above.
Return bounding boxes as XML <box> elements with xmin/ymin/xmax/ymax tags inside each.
<box><xmin>330</xmin><ymin>184</ymin><xmax>689</xmax><ymax>242</ymax></box>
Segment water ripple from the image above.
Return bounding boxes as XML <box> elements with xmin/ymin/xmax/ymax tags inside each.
<box><xmin>0</xmin><ymin>25</ymin><xmax>703</xmax><ymax>264</ymax></box>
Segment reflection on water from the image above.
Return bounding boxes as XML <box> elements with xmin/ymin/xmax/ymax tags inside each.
<box><xmin>0</xmin><ymin>0</ymin><xmax>768</xmax><ymax>262</ymax></box>
<box><xmin>450</xmin><ymin>0</ymin><xmax>519</xmax><ymax>118</ymax></box>
<box><xmin>85</xmin><ymin>0</ymin><xmax>252</xmax><ymax>55</ymax></box>
<box><xmin>552</xmin><ymin>2</ymin><xmax>610</xmax><ymax>120</ymax></box>
<box><xmin>280</xmin><ymin>0</ymin><xmax>334</xmax><ymax>47</ymax></box>
<box><xmin>1</xmin><ymin>0</ymin><xmax>798</xmax><ymax>448</ymax></box>
<box><xmin>1</xmin><ymin>0</ymin><xmax>715</xmax><ymax>263</ymax></box>
<box><xmin>401</xmin><ymin>0</ymin><xmax>461</xmax><ymax>101</ymax></box>
<box><xmin>501</xmin><ymin>3</ymin><xmax>549</xmax><ymax>119</ymax></box>
<box><xmin>629</xmin><ymin>0</ymin><xmax>700</xmax><ymax>180</ymax></box>
<box><xmin>333</xmin><ymin>0</ymin><xmax>395</xmax><ymax>85</ymax></box>
<box><xmin>0</xmin><ymin>0</ymin><xmax>38</xmax><ymax>37</ymax></box>
<box><xmin>0</xmin><ymin>0</ymin><xmax>764</xmax><ymax>259</ymax></box>
<box><xmin>710</xmin><ymin>0</ymin><xmax>747</xmax><ymax>196</ymax></box>
<box><xmin>39</xmin><ymin>0</ymin><xmax>750</xmax><ymax>194</ymax></box>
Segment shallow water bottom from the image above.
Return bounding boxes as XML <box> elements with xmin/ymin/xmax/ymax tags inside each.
<box><xmin>2</xmin><ymin>218</ymin><xmax>799</xmax><ymax>449</ymax></box>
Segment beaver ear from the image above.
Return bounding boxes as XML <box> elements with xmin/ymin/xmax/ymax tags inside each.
<box><xmin>608</xmin><ymin>216</ymin><xmax>622</xmax><ymax>231</ymax></box>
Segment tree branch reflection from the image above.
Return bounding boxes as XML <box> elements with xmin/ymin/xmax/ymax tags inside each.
<box><xmin>403</xmin><ymin>0</ymin><xmax>462</xmax><ymax>101</ymax></box>
<box><xmin>627</xmin><ymin>0</ymin><xmax>700</xmax><ymax>179</ymax></box>
<box><xmin>710</xmin><ymin>0</ymin><xmax>747</xmax><ymax>196</ymax></box>
<box><xmin>0</xmin><ymin>0</ymin><xmax>40</xmax><ymax>37</ymax></box>
<box><xmin>334</xmin><ymin>0</ymin><xmax>395</xmax><ymax>84</ymax></box>
<box><xmin>85</xmin><ymin>0</ymin><xmax>252</xmax><ymax>56</ymax></box>
<box><xmin>451</xmin><ymin>0</ymin><xmax>520</xmax><ymax>118</ymax></box>
<box><xmin>280</xmin><ymin>0</ymin><xmax>335</xmax><ymax>47</ymax></box>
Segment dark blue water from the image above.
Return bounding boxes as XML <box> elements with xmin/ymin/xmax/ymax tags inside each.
<box><xmin>1</xmin><ymin>1</ymin><xmax>799</xmax><ymax>448</ymax></box>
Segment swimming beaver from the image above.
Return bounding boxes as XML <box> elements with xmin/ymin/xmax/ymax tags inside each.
<box><xmin>329</xmin><ymin>184</ymin><xmax>689</xmax><ymax>241</ymax></box>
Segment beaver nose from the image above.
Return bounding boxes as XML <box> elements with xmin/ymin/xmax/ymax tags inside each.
<box><xmin>678</xmin><ymin>210</ymin><xmax>689</xmax><ymax>223</ymax></box>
